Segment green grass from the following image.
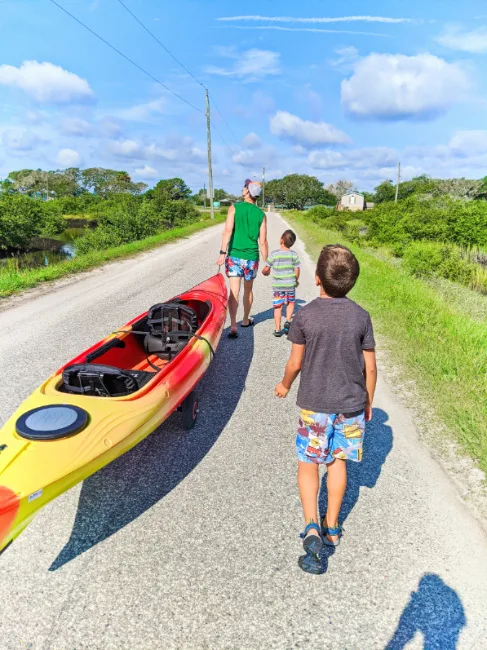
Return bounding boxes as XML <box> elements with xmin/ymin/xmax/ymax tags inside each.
<box><xmin>0</xmin><ymin>215</ymin><xmax>224</xmax><ymax>299</ymax></box>
<box><xmin>63</xmin><ymin>213</ymin><xmax>95</xmax><ymax>220</ymax></box>
<box><xmin>286</xmin><ymin>210</ymin><xmax>487</xmax><ymax>473</ymax></box>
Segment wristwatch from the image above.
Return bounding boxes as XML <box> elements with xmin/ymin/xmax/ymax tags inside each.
<box><xmin>219</xmin><ymin>250</ymin><xmax>227</xmax><ymax>255</ymax></box>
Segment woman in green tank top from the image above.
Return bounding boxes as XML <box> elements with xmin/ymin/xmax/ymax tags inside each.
<box><xmin>217</xmin><ymin>179</ymin><xmax>268</xmax><ymax>338</ymax></box>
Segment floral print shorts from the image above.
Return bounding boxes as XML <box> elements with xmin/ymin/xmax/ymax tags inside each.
<box><xmin>225</xmin><ymin>256</ymin><xmax>259</xmax><ymax>281</ymax></box>
<box><xmin>296</xmin><ymin>409</ymin><xmax>365</xmax><ymax>465</ymax></box>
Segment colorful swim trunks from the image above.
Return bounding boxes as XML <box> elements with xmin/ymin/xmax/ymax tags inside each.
<box><xmin>273</xmin><ymin>290</ymin><xmax>296</xmax><ymax>307</ymax></box>
<box><xmin>225</xmin><ymin>256</ymin><xmax>259</xmax><ymax>281</ymax></box>
<box><xmin>296</xmin><ymin>409</ymin><xmax>365</xmax><ymax>465</ymax></box>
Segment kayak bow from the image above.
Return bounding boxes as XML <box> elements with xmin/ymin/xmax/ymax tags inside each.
<box><xmin>0</xmin><ymin>274</ymin><xmax>227</xmax><ymax>553</ymax></box>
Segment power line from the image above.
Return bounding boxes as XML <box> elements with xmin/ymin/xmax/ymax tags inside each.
<box><xmin>210</xmin><ymin>121</ymin><xmax>238</xmax><ymax>159</ymax></box>
<box><xmin>115</xmin><ymin>0</ymin><xmax>205</xmax><ymax>89</ymax></box>
<box><xmin>209</xmin><ymin>95</ymin><xmax>242</xmax><ymax>150</ymax></box>
<box><xmin>114</xmin><ymin>0</ymin><xmax>243</xmax><ymax>151</ymax></box>
<box><xmin>48</xmin><ymin>0</ymin><xmax>205</xmax><ymax>116</ymax></box>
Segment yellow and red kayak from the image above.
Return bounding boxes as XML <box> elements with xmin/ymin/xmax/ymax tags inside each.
<box><xmin>0</xmin><ymin>274</ymin><xmax>227</xmax><ymax>554</ymax></box>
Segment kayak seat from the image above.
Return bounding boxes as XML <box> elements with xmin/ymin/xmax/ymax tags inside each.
<box><xmin>61</xmin><ymin>364</ymin><xmax>153</xmax><ymax>397</ymax></box>
<box><xmin>144</xmin><ymin>302</ymin><xmax>198</xmax><ymax>361</ymax></box>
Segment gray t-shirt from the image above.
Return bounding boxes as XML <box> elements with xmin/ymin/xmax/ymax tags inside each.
<box><xmin>287</xmin><ymin>297</ymin><xmax>375</xmax><ymax>414</ymax></box>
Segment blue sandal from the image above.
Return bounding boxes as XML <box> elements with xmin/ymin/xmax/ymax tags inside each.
<box><xmin>321</xmin><ymin>516</ymin><xmax>343</xmax><ymax>547</ymax></box>
<box><xmin>298</xmin><ymin>522</ymin><xmax>323</xmax><ymax>574</ymax></box>
<box><xmin>300</xmin><ymin>522</ymin><xmax>323</xmax><ymax>554</ymax></box>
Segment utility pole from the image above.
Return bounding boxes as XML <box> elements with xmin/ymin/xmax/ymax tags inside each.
<box><xmin>394</xmin><ymin>162</ymin><xmax>401</xmax><ymax>203</ymax></box>
<box><xmin>262</xmin><ymin>166</ymin><xmax>265</xmax><ymax>210</ymax></box>
<box><xmin>205</xmin><ymin>89</ymin><xmax>214</xmax><ymax>220</ymax></box>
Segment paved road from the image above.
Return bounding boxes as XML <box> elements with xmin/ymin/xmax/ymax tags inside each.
<box><xmin>1</xmin><ymin>213</ymin><xmax>487</xmax><ymax>650</ymax></box>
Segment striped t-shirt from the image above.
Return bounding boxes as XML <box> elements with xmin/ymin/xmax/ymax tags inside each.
<box><xmin>266</xmin><ymin>249</ymin><xmax>301</xmax><ymax>291</ymax></box>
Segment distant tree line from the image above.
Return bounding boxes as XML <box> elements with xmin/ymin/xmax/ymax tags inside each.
<box><xmin>0</xmin><ymin>171</ymin><xmax>236</xmax><ymax>253</ymax></box>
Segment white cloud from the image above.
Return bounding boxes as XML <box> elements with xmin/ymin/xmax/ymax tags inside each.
<box><xmin>218</xmin><ymin>15</ymin><xmax>414</xmax><ymax>24</ymax></box>
<box><xmin>117</xmin><ymin>97</ymin><xmax>166</xmax><ymax>121</ymax></box>
<box><xmin>437</xmin><ymin>26</ymin><xmax>487</xmax><ymax>53</ymax></box>
<box><xmin>205</xmin><ymin>49</ymin><xmax>281</xmax><ymax>80</ymax></box>
<box><xmin>270</xmin><ymin>111</ymin><xmax>351</xmax><ymax>147</ymax></box>
<box><xmin>134</xmin><ymin>165</ymin><xmax>159</xmax><ymax>179</ymax></box>
<box><xmin>0</xmin><ymin>61</ymin><xmax>94</xmax><ymax>104</ymax></box>
<box><xmin>61</xmin><ymin>118</ymin><xmax>95</xmax><ymax>137</ymax></box>
<box><xmin>2</xmin><ymin>127</ymin><xmax>41</xmax><ymax>151</ymax></box>
<box><xmin>108</xmin><ymin>139</ymin><xmax>142</xmax><ymax>157</ymax></box>
<box><xmin>341</xmin><ymin>53</ymin><xmax>470</xmax><ymax>120</ymax></box>
<box><xmin>241</xmin><ymin>132</ymin><xmax>262</xmax><ymax>149</ymax></box>
<box><xmin>228</xmin><ymin>26</ymin><xmax>392</xmax><ymax>38</ymax></box>
<box><xmin>56</xmin><ymin>148</ymin><xmax>80</xmax><ymax>167</ymax></box>
<box><xmin>448</xmin><ymin>130</ymin><xmax>487</xmax><ymax>156</ymax></box>
<box><xmin>107</xmin><ymin>135</ymin><xmax>206</xmax><ymax>164</ymax></box>
<box><xmin>329</xmin><ymin>46</ymin><xmax>360</xmax><ymax>70</ymax></box>
<box><xmin>308</xmin><ymin>146</ymin><xmax>397</xmax><ymax>170</ymax></box>
<box><xmin>99</xmin><ymin>118</ymin><xmax>123</xmax><ymax>137</ymax></box>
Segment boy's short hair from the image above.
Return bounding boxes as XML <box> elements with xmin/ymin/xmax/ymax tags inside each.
<box><xmin>281</xmin><ymin>229</ymin><xmax>296</xmax><ymax>248</ymax></box>
<box><xmin>316</xmin><ymin>244</ymin><xmax>360</xmax><ymax>297</ymax></box>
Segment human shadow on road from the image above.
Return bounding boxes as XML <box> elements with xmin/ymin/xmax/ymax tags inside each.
<box><xmin>314</xmin><ymin>407</ymin><xmax>393</xmax><ymax>573</ymax></box>
<box><xmin>252</xmin><ymin>299</ymin><xmax>306</xmax><ymax>327</ymax></box>
<box><xmin>385</xmin><ymin>573</ymin><xmax>466</xmax><ymax>649</ymax></box>
<box><xmin>49</xmin><ymin>322</ymin><xmax>255</xmax><ymax>571</ymax></box>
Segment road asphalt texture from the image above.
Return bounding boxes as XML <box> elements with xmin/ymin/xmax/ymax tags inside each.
<box><xmin>1</xmin><ymin>213</ymin><xmax>487</xmax><ymax>650</ymax></box>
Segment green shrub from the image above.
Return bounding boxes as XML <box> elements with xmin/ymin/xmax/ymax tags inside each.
<box><xmin>75</xmin><ymin>227</ymin><xmax>124</xmax><ymax>253</ymax></box>
<box><xmin>364</xmin><ymin>196</ymin><xmax>487</xmax><ymax>249</ymax></box>
<box><xmin>343</xmin><ymin>219</ymin><xmax>366</xmax><ymax>244</ymax></box>
<box><xmin>402</xmin><ymin>240</ymin><xmax>479</xmax><ymax>287</ymax></box>
<box><xmin>45</xmin><ymin>194</ymin><xmax>102</xmax><ymax>216</ymax></box>
<box><xmin>322</xmin><ymin>215</ymin><xmax>348</xmax><ymax>232</ymax></box>
<box><xmin>0</xmin><ymin>195</ymin><xmax>45</xmax><ymax>250</ymax></box>
<box><xmin>40</xmin><ymin>201</ymin><xmax>66</xmax><ymax>236</ymax></box>
<box><xmin>306</xmin><ymin>205</ymin><xmax>336</xmax><ymax>221</ymax></box>
<box><xmin>403</xmin><ymin>241</ymin><xmax>453</xmax><ymax>278</ymax></box>
<box><xmin>159</xmin><ymin>200</ymin><xmax>200</xmax><ymax>228</ymax></box>
<box><xmin>75</xmin><ymin>198</ymin><xmax>200</xmax><ymax>253</ymax></box>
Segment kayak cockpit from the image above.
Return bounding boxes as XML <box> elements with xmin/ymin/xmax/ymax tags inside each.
<box><xmin>55</xmin><ymin>298</ymin><xmax>211</xmax><ymax>399</ymax></box>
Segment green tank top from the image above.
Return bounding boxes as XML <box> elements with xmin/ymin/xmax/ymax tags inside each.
<box><xmin>228</xmin><ymin>202</ymin><xmax>265</xmax><ymax>262</ymax></box>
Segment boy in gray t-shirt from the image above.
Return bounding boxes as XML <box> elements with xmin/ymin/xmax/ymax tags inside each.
<box><xmin>275</xmin><ymin>244</ymin><xmax>377</xmax><ymax>574</ymax></box>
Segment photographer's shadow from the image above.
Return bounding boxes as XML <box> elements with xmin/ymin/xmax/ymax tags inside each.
<box><xmin>316</xmin><ymin>408</ymin><xmax>393</xmax><ymax>572</ymax></box>
<box><xmin>49</xmin><ymin>323</ymin><xmax>255</xmax><ymax>571</ymax></box>
<box><xmin>385</xmin><ymin>573</ymin><xmax>466</xmax><ymax>649</ymax></box>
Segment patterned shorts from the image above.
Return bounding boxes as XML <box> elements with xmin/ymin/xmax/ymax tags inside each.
<box><xmin>273</xmin><ymin>290</ymin><xmax>296</xmax><ymax>307</ymax></box>
<box><xmin>225</xmin><ymin>256</ymin><xmax>259</xmax><ymax>281</ymax></box>
<box><xmin>296</xmin><ymin>409</ymin><xmax>365</xmax><ymax>465</ymax></box>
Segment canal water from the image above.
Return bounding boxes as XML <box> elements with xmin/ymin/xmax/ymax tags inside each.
<box><xmin>1</xmin><ymin>225</ymin><xmax>89</xmax><ymax>271</ymax></box>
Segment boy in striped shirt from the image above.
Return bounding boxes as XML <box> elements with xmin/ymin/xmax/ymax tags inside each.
<box><xmin>262</xmin><ymin>229</ymin><xmax>301</xmax><ymax>337</ymax></box>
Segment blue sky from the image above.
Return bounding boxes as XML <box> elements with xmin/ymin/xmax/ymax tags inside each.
<box><xmin>1</xmin><ymin>0</ymin><xmax>487</xmax><ymax>192</ymax></box>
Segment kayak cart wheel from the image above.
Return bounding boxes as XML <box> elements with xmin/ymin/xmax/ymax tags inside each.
<box><xmin>181</xmin><ymin>391</ymin><xmax>199</xmax><ymax>431</ymax></box>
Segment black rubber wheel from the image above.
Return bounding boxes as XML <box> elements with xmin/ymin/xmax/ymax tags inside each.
<box><xmin>181</xmin><ymin>391</ymin><xmax>199</xmax><ymax>430</ymax></box>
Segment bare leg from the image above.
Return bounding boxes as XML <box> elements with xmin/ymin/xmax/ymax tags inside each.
<box><xmin>274</xmin><ymin>305</ymin><xmax>282</xmax><ymax>331</ymax></box>
<box><xmin>325</xmin><ymin>459</ymin><xmax>347</xmax><ymax>542</ymax></box>
<box><xmin>242</xmin><ymin>279</ymin><xmax>254</xmax><ymax>325</ymax></box>
<box><xmin>228</xmin><ymin>277</ymin><xmax>241</xmax><ymax>333</ymax></box>
<box><xmin>298</xmin><ymin>461</ymin><xmax>320</xmax><ymax>536</ymax></box>
<box><xmin>285</xmin><ymin>301</ymin><xmax>295</xmax><ymax>323</ymax></box>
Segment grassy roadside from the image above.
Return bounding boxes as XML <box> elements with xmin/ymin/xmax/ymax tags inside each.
<box><xmin>285</xmin><ymin>210</ymin><xmax>487</xmax><ymax>474</ymax></box>
<box><xmin>0</xmin><ymin>215</ymin><xmax>224</xmax><ymax>299</ymax></box>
